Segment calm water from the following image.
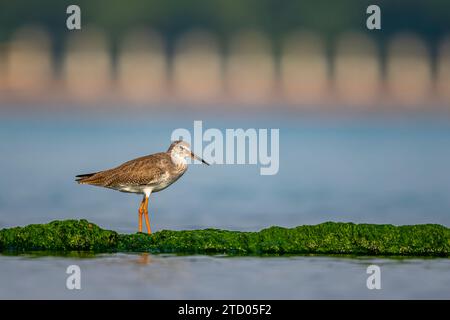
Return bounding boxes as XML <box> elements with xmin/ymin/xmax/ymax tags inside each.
<box><xmin>0</xmin><ymin>114</ymin><xmax>449</xmax><ymax>298</ymax></box>
<box><xmin>1</xmin><ymin>253</ymin><xmax>450</xmax><ymax>299</ymax></box>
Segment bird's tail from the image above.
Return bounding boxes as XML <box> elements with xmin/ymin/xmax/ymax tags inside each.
<box><xmin>75</xmin><ymin>172</ymin><xmax>97</xmax><ymax>184</ymax></box>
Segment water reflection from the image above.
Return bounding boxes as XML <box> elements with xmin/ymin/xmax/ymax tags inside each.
<box><xmin>0</xmin><ymin>253</ymin><xmax>449</xmax><ymax>299</ymax></box>
<box><xmin>136</xmin><ymin>252</ymin><xmax>152</xmax><ymax>265</ymax></box>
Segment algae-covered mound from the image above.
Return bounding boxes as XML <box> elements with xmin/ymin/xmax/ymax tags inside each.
<box><xmin>0</xmin><ymin>220</ymin><xmax>118</xmax><ymax>251</ymax></box>
<box><xmin>1</xmin><ymin>219</ymin><xmax>450</xmax><ymax>256</ymax></box>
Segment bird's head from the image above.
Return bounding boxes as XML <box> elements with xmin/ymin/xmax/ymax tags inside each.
<box><xmin>168</xmin><ymin>140</ymin><xmax>209</xmax><ymax>165</ymax></box>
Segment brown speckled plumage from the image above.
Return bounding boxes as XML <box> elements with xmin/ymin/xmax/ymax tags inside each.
<box><xmin>76</xmin><ymin>152</ymin><xmax>186</xmax><ymax>193</ymax></box>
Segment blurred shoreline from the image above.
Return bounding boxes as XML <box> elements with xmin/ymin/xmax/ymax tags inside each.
<box><xmin>1</xmin><ymin>27</ymin><xmax>449</xmax><ymax>114</ymax></box>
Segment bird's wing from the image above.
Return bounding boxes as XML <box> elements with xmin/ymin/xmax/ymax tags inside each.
<box><xmin>105</xmin><ymin>153</ymin><xmax>171</xmax><ymax>187</ymax></box>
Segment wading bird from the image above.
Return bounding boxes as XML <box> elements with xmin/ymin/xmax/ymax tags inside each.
<box><xmin>76</xmin><ymin>140</ymin><xmax>209</xmax><ymax>234</ymax></box>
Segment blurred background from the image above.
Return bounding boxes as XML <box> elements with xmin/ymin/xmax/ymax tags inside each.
<box><xmin>0</xmin><ymin>0</ymin><xmax>450</xmax><ymax>112</ymax></box>
<box><xmin>0</xmin><ymin>0</ymin><xmax>450</xmax><ymax>230</ymax></box>
<box><xmin>1</xmin><ymin>0</ymin><xmax>450</xmax><ymax>300</ymax></box>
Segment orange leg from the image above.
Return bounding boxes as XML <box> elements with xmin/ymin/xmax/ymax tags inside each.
<box><xmin>138</xmin><ymin>197</ymin><xmax>145</xmax><ymax>233</ymax></box>
<box><xmin>143</xmin><ymin>196</ymin><xmax>151</xmax><ymax>234</ymax></box>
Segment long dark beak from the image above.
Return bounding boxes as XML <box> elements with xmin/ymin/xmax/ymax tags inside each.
<box><xmin>190</xmin><ymin>151</ymin><xmax>209</xmax><ymax>165</ymax></box>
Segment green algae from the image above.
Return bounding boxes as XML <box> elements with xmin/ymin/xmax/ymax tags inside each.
<box><xmin>1</xmin><ymin>220</ymin><xmax>449</xmax><ymax>257</ymax></box>
<box><xmin>0</xmin><ymin>220</ymin><xmax>118</xmax><ymax>252</ymax></box>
